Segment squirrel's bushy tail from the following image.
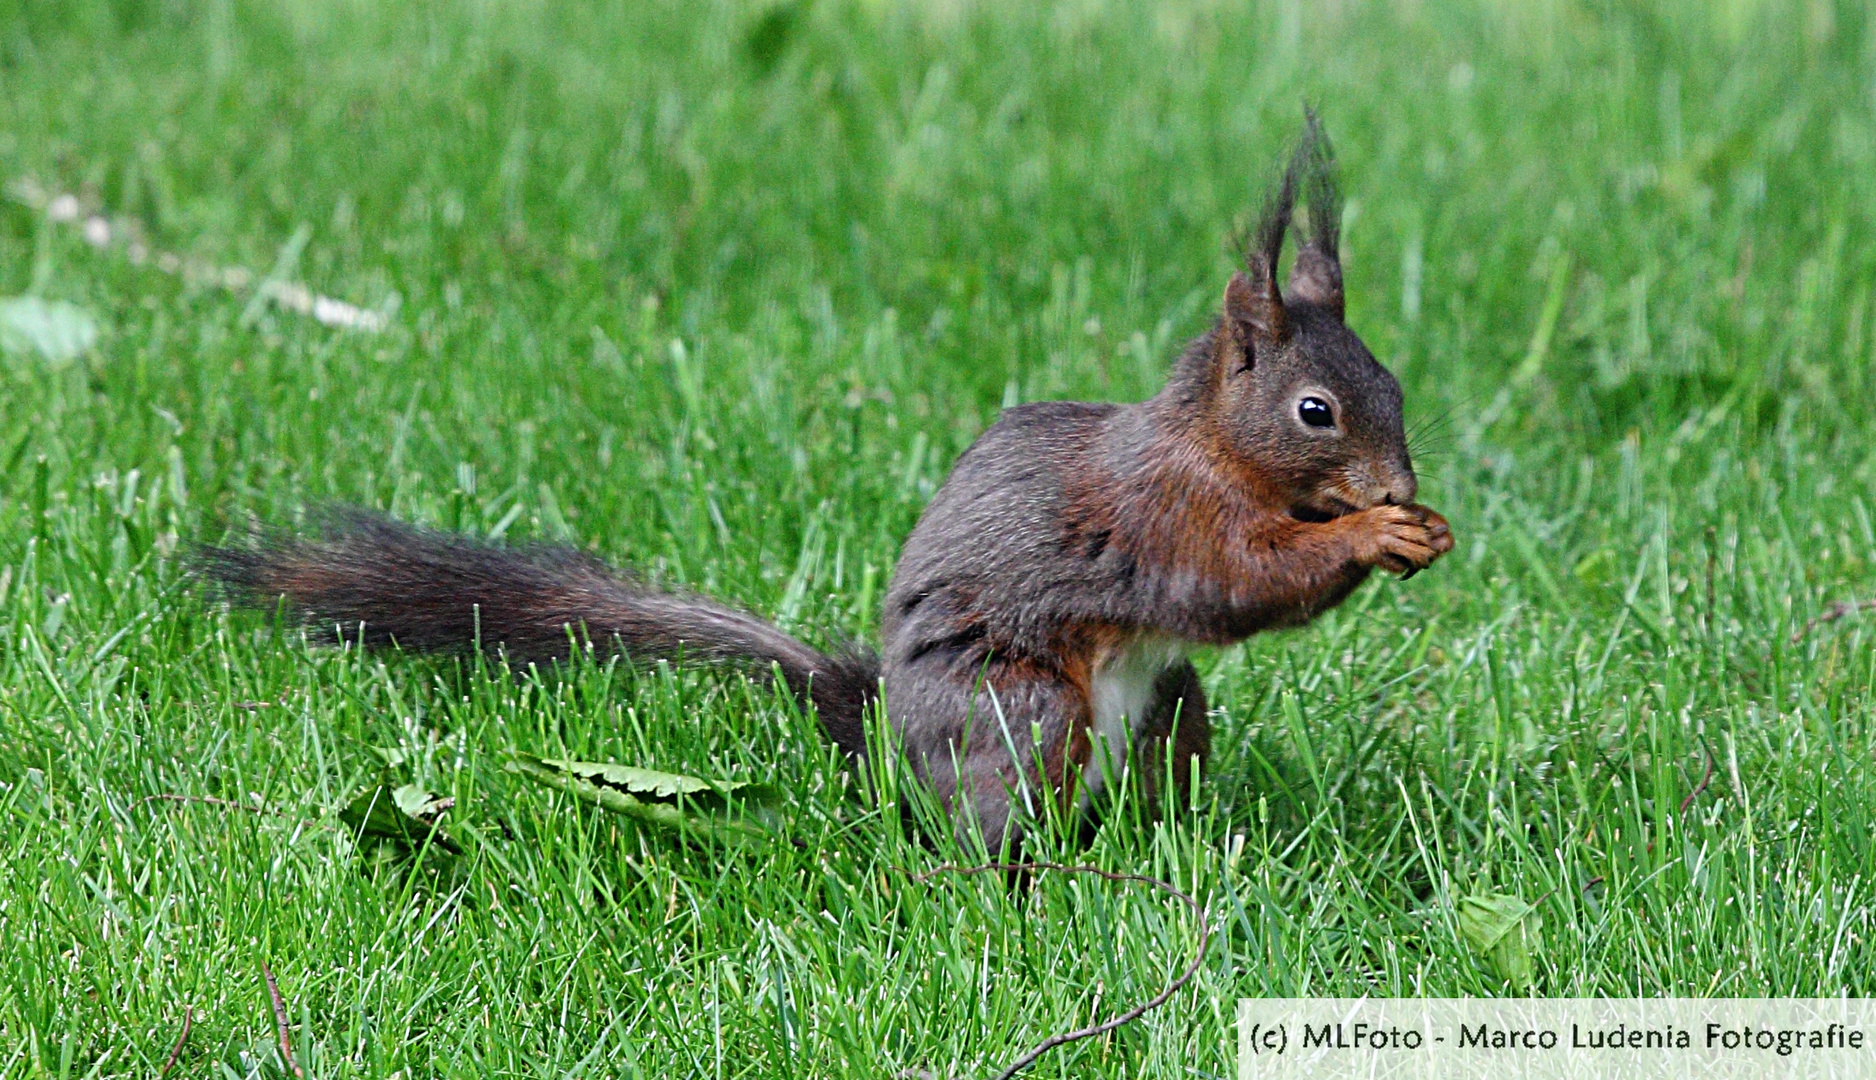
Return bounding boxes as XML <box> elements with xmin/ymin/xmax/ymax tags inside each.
<box><xmin>196</xmin><ymin>507</ymin><xmax>877</xmax><ymax>754</ymax></box>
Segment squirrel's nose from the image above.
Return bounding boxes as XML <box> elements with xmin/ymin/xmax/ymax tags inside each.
<box><xmin>1380</xmin><ymin>466</ymin><xmax>1417</xmax><ymax>506</ymax></box>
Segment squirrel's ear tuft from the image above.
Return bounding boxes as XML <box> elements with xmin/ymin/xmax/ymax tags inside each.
<box><xmin>1227</xmin><ymin>142</ymin><xmax>1301</xmax><ymax>360</ymax></box>
<box><xmin>1286</xmin><ymin>108</ymin><xmax>1345</xmax><ymax>319</ymax></box>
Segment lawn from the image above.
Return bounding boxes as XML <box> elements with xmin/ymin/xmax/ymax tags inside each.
<box><xmin>3</xmin><ymin>0</ymin><xmax>1875</xmax><ymax>1076</ymax></box>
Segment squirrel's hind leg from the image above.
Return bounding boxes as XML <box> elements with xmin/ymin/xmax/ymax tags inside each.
<box><xmin>1131</xmin><ymin>661</ymin><xmax>1211</xmax><ymax>817</ymax></box>
<box><xmin>891</xmin><ymin>655</ymin><xmax>1093</xmax><ymax>858</ymax></box>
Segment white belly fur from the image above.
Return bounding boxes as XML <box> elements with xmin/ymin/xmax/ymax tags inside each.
<box><xmin>1079</xmin><ymin>636</ymin><xmax>1188</xmax><ymax>812</ymax></box>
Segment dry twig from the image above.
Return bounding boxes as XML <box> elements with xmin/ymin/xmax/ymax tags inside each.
<box><xmin>1678</xmin><ymin>737</ymin><xmax>1715</xmax><ymax>817</ymax></box>
<box><xmin>904</xmin><ymin>861</ymin><xmax>1210</xmax><ymax>1080</ymax></box>
<box><xmin>6</xmin><ymin>177</ymin><xmax>394</xmax><ymax>332</ymax></box>
<box><xmin>158</xmin><ymin>1005</ymin><xmax>192</xmax><ymax>1078</ymax></box>
<box><xmin>1791</xmin><ymin>598</ymin><xmax>1876</xmax><ymax>643</ymax></box>
<box><xmin>137</xmin><ymin>794</ymin><xmax>286</xmax><ymax>818</ymax></box>
<box><xmin>136</xmin><ymin>793</ymin><xmax>317</xmax><ymax>829</ymax></box>
<box><xmin>262</xmin><ymin>962</ymin><xmax>304</xmax><ymax>1079</ymax></box>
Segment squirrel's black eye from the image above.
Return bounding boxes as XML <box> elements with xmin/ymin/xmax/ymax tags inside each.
<box><xmin>1298</xmin><ymin>397</ymin><xmax>1335</xmax><ymax>428</ymax></box>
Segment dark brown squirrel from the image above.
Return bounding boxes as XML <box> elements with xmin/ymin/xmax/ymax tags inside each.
<box><xmin>199</xmin><ymin>117</ymin><xmax>1452</xmax><ymax>854</ymax></box>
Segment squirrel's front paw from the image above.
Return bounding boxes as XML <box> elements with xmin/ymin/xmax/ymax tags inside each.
<box><xmin>1345</xmin><ymin>504</ymin><xmax>1454</xmax><ymax>577</ymax></box>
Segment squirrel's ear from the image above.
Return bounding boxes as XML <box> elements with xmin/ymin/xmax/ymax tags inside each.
<box><xmin>1288</xmin><ymin>250</ymin><xmax>1343</xmax><ymax>319</ymax></box>
<box><xmin>1285</xmin><ymin>109</ymin><xmax>1345</xmax><ymax>319</ymax></box>
<box><xmin>1223</xmin><ymin>269</ymin><xmax>1285</xmax><ymax>366</ymax></box>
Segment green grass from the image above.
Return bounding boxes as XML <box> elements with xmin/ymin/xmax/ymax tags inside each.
<box><xmin>4</xmin><ymin>0</ymin><xmax>1876</xmax><ymax>1075</ymax></box>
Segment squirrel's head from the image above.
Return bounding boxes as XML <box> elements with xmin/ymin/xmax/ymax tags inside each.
<box><xmin>1174</xmin><ymin>113</ymin><xmax>1416</xmax><ymax>521</ymax></box>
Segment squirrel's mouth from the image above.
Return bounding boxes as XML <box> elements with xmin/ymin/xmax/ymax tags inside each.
<box><xmin>1289</xmin><ymin>496</ymin><xmax>1360</xmax><ymax>524</ymax></box>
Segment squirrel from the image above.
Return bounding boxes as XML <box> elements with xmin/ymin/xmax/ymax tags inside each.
<box><xmin>199</xmin><ymin>116</ymin><xmax>1452</xmax><ymax>854</ymax></box>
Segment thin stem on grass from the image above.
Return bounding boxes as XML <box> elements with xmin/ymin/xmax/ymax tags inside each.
<box><xmin>905</xmin><ymin>861</ymin><xmax>1210</xmax><ymax>1080</ymax></box>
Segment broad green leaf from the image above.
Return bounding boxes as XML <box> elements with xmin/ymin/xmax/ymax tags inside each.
<box><xmin>507</xmin><ymin>754</ymin><xmax>782</xmax><ymax>847</ymax></box>
<box><xmin>338</xmin><ymin>783</ymin><xmax>462</xmax><ymax>855</ymax></box>
<box><xmin>1456</xmin><ymin>892</ymin><xmax>1542</xmax><ymax>989</ymax></box>
<box><xmin>392</xmin><ymin>782</ymin><xmax>452</xmax><ymax>819</ymax></box>
<box><xmin>0</xmin><ymin>296</ymin><xmax>101</xmax><ymax>365</ymax></box>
